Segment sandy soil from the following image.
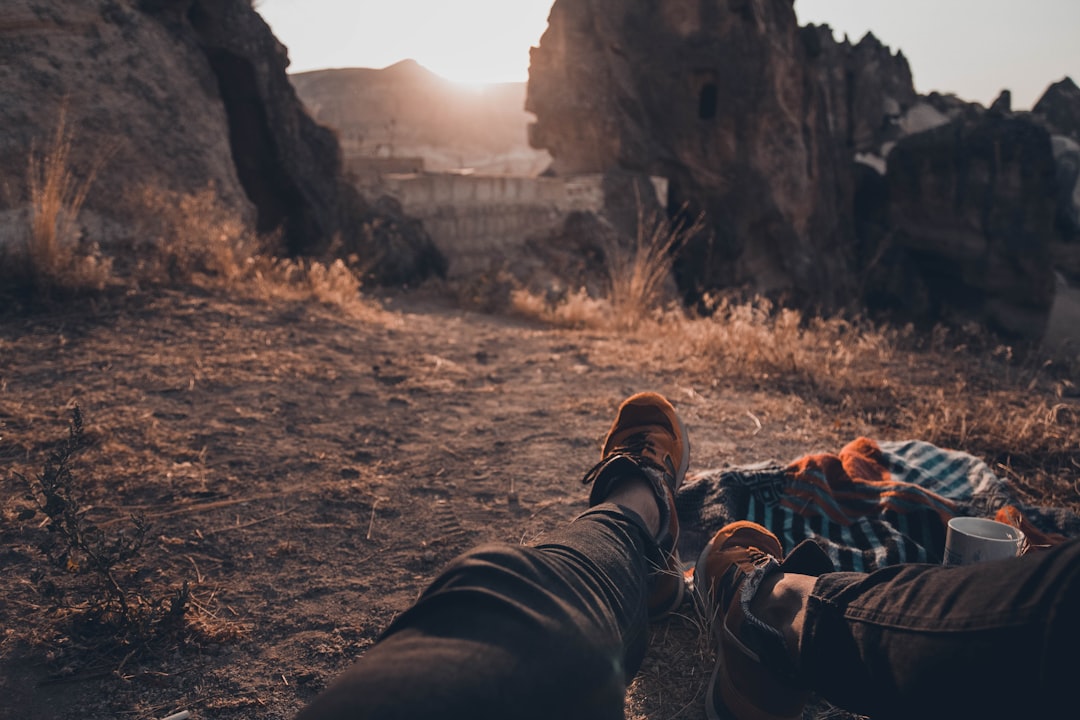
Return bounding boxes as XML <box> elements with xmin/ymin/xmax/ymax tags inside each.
<box><xmin>0</xmin><ymin>286</ymin><xmax>955</xmax><ymax>720</ymax></box>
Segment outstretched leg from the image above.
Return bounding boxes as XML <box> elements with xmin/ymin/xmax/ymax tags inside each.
<box><xmin>801</xmin><ymin>536</ymin><xmax>1080</xmax><ymax>719</ymax></box>
<box><xmin>295</xmin><ymin>392</ymin><xmax>690</xmax><ymax>720</ymax></box>
<box><xmin>695</xmin><ymin>521</ymin><xmax>1080</xmax><ymax>720</ymax></box>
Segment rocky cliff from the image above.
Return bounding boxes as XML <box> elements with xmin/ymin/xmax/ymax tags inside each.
<box><xmin>527</xmin><ymin>0</ymin><xmax>916</xmax><ymax>308</ymax></box>
<box><xmin>1034</xmin><ymin>77</ymin><xmax>1080</xmax><ymax>141</ymax></box>
<box><xmin>527</xmin><ymin>0</ymin><xmax>1075</xmax><ymax>343</ymax></box>
<box><xmin>0</xmin><ymin>0</ymin><xmax>444</xmax><ymax>285</ymax></box>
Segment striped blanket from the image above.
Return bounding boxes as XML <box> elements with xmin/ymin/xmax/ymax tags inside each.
<box><xmin>675</xmin><ymin>437</ymin><xmax>1078</xmax><ymax>572</ymax></box>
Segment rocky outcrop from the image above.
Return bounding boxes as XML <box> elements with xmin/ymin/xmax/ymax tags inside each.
<box><xmin>801</xmin><ymin>26</ymin><xmax>917</xmax><ymax>155</ymax></box>
<box><xmin>0</xmin><ymin>0</ymin><xmax>443</xmax><ymax>285</ymax></box>
<box><xmin>1032</xmin><ymin>78</ymin><xmax>1080</xmax><ymax>282</ymax></box>
<box><xmin>1033</xmin><ymin>77</ymin><xmax>1080</xmax><ymax>141</ymax></box>
<box><xmin>526</xmin><ymin>0</ymin><xmax>1075</xmax><ymax>343</ymax></box>
<box><xmin>877</xmin><ymin>114</ymin><xmax>1059</xmax><ymax>336</ymax></box>
<box><xmin>526</xmin><ymin>0</ymin><xmax>917</xmax><ymax>308</ymax></box>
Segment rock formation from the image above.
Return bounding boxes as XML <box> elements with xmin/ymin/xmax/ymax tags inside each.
<box><xmin>880</xmin><ymin>114</ymin><xmax>1059</xmax><ymax>336</ymax></box>
<box><xmin>1032</xmin><ymin>78</ymin><xmax>1080</xmax><ymax>282</ymax></box>
<box><xmin>526</xmin><ymin>0</ymin><xmax>1073</xmax><ymax>342</ymax></box>
<box><xmin>1033</xmin><ymin>77</ymin><xmax>1080</xmax><ymax>141</ymax></box>
<box><xmin>527</xmin><ymin>0</ymin><xmax>917</xmax><ymax>308</ymax></box>
<box><xmin>0</xmin><ymin>0</ymin><xmax>444</xmax><ymax>285</ymax></box>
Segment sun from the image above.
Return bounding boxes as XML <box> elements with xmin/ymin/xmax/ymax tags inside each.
<box><xmin>418</xmin><ymin>54</ymin><xmax>525</xmax><ymax>88</ymax></box>
<box><xmin>257</xmin><ymin>0</ymin><xmax>555</xmax><ymax>86</ymax></box>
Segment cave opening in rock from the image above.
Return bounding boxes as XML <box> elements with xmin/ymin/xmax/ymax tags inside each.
<box><xmin>699</xmin><ymin>83</ymin><xmax>719</xmax><ymax>120</ymax></box>
<box><xmin>202</xmin><ymin>46</ymin><xmax>311</xmax><ymax>255</ymax></box>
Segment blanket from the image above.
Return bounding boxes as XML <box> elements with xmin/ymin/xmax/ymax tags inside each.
<box><xmin>675</xmin><ymin>437</ymin><xmax>1079</xmax><ymax>572</ymax></box>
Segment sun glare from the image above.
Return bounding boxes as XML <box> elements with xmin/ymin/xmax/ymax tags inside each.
<box><xmin>418</xmin><ymin>54</ymin><xmax>517</xmax><ymax>88</ymax></box>
<box><xmin>257</xmin><ymin>0</ymin><xmax>555</xmax><ymax>86</ymax></box>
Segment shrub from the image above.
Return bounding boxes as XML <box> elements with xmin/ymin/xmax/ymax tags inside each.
<box><xmin>126</xmin><ymin>184</ymin><xmax>263</xmax><ymax>285</ymax></box>
<box><xmin>16</xmin><ymin>406</ymin><xmax>190</xmax><ymax>650</ymax></box>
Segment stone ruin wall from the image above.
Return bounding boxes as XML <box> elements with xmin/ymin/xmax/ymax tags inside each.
<box><xmin>370</xmin><ymin>172</ymin><xmax>667</xmax><ymax>277</ymax></box>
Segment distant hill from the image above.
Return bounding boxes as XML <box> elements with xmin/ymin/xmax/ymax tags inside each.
<box><xmin>289</xmin><ymin>59</ymin><xmax>551</xmax><ymax>176</ymax></box>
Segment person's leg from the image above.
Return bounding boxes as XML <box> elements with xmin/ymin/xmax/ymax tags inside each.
<box><xmin>294</xmin><ymin>393</ymin><xmax>690</xmax><ymax>720</ymax></box>
<box><xmin>295</xmin><ymin>503</ymin><xmax>654</xmax><ymax>720</ymax></box>
<box><xmin>800</xmin><ymin>536</ymin><xmax>1080</xmax><ymax>719</ymax></box>
<box><xmin>697</xmin><ymin>522</ymin><xmax>1080</xmax><ymax>720</ymax></box>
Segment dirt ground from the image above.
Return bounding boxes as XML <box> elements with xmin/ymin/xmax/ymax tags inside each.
<box><xmin>0</xmin><ymin>285</ymin><xmax>1038</xmax><ymax>720</ymax></box>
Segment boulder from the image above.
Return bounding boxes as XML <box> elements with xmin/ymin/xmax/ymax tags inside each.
<box><xmin>881</xmin><ymin>114</ymin><xmax>1060</xmax><ymax>338</ymax></box>
<box><xmin>0</xmin><ymin>0</ymin><xmax>443</xmax><ymax>286</ymax></box>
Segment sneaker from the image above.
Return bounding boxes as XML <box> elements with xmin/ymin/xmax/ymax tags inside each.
<box><xmin>582</xmin><ymin>392</ymin><xmax>690</xmax><ymax>619</ymax></box>
<box><xmin>694</xmin><ymin>522</ymin><xmax>833</xmax><ymax>720</ymax></box>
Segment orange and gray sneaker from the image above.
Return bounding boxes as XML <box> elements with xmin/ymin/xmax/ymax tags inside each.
<box><xmin>693</xmin><ymin>521</ymin><xmax>834</xmax><ymax>720</ymax></box>
<box><xmin>582</xmin><ymin>392</ymin><xmax>690</xmax><ymax>620</ymax></box>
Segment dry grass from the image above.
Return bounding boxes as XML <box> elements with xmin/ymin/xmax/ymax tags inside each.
<box><xmin>515</xmin><ymin>284</ymin><xmax>1078</xmax><ymax>515</ymax></box>
<box><xmin>16</xmin><ymin>109</ymin><xmax>112</xmax><ymax>295</ymax></box>
<box><xmin>511</xmin><ymin>204</ymin><xmax>704</xmax><ymax>331</ymax></box>
<box><xmin>683</xmin><ymin>301</ymin><xmax>1077</xmax><ymax>498</ymax></box>
<box><xmin>127</xmin><ymin>185</ymin><xmax>261</xmax><ymax>286</ymax></box>
<box><xmin>2</xmin><ymin>113</ymin><xmax>378</xmax><ymax>317</ymax></box>
<box><xmin>602</xmin><ymin>206</ymin><xmax>704</xmax><ymax>331</ymax></box>
<box><xmin>4</xmin><ymin>167</ymin><xmax>380</xmax><ymax>318</ymax></box>
<box><xmin>119</xmin><ymin>185</ymin><xmax>382</xmax><ymax>318</ymax></box>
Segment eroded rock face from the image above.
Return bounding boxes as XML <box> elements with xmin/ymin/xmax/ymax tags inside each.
<box><xmin>881</xmin><ymin>114</ymin><xmax>1059</xmax><ymax>336</ymax></box>
<box><xmin>526</xmin><ymin>0</ymin><xmax>1071</xmax><ymax>342</ymax></box>
<box><xmin>0</xmin><ymin>0</ymin><xmax>443</xmax><ymax>285</ymax></box>
<box><xmin>801</xmin><ymin>26</ymin><xmax>917</xmax><ymax>155</ymax></box>
<box><xmin>1033</xmin><ymin>78</ymin><xmax>1080</xmax><ymax>285</ymax></box>
<box><xmin>526</xmin><ymin>0</ymin><xmax>916</xmax><ymax>307</ymax></box>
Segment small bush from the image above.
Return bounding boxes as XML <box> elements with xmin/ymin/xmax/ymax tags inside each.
<box><xmin>17</xmin><ymin>406</ymin><xmax>190</xmax><ymax>651</ymax></box>
<box><xmin>127</xmin><ymin>184</ymin><xmax>263</xmax><ymax>285</ymax></box>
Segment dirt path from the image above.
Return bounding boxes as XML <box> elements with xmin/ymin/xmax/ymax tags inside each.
<box><xmin>0</xmin><ymin>287</ymin><xmax>857</xmax><ymax>720</ymax></box>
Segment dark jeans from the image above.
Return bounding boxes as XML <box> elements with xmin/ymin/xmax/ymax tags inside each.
<box><xmin>803</xmin><ymin>536</ymin><xmax>1080</xmax><ymax>719</ymax></box>
<box><xmin>295</xmin><ymin>504</ymin><xmax>657</xmax><ymax>720</ymax></box>
<box><xmin>296</xmin><ymin>504</ymin><xmax>1080</xmax><ymax>720</ymax></box>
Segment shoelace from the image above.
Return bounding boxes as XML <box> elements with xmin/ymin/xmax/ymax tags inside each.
<box><xmin>709</xmin><ymin>546</ymin><xmax>774</xmax><ymax>613</ymax></box>
<box><xmin>613</xmin><ymin>431</ymin><xmax>651</xmax><ymax>457</ymax></box>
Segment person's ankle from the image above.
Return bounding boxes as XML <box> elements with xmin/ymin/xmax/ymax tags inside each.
<box><xmin>601</xmin><ymin>475</ymin><xmax>662</xmax><ymax>536</ymax></box>
<box><xmin>748</xmin><ymin>572</ymin><xmax>815</xmax><ymax>671</ymax></box>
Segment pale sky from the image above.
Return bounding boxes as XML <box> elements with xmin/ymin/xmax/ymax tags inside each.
<box><xmin>257</xmin><ymin>0</ymin><xmax>1080</xmax><ymax>110</ymax></box>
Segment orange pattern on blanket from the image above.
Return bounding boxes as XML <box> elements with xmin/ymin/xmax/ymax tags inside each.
<box><xmin>780</xmin><ymin>438</ymin><xmax>1069</xmax><ymax>552</ymax></box>
<box><xmin>781</xmin><ymin>437</ymin><xmax>958</xmax><ymax>526</ymax></box>
<box><xmin>995</xmin><ymin>505</ymin><xmax>1068</xmax><ymax>552</ymax></box>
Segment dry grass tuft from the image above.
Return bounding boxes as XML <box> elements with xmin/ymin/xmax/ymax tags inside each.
<box><xmin>683</xmin><ymin>294</ymin><xmax>893</xmax><ymax>381</ymax></box>
<box><xmin>603</xmin><ymin>207</ymin><xmax>704</xmax><ymax>331</ymax></box>
<box><xmin>12</xmin><ymin>109</ymin><xmax>113</xmax><ymax>296</ymax></box>
<box><xmin>511</xmin><ymin>206</ymin><xmax>704</xmax><ymax>331</ymax></box>
<box><xmin>511</xmin><ymin>286</ymin><xmax>611</xmax><ymax>328</ymax></box>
